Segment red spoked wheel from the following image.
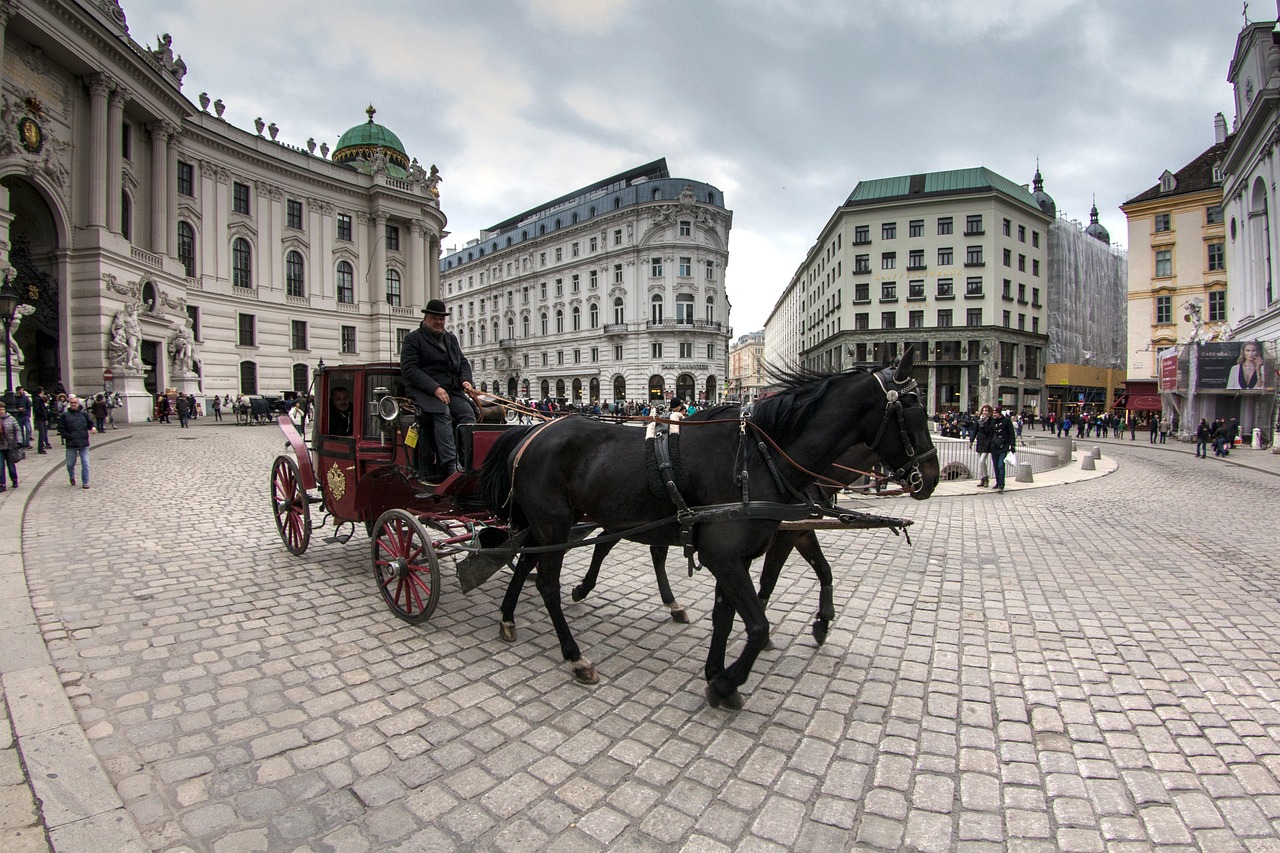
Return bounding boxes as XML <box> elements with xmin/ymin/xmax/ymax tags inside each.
<box><xmin>271</xmin><ymin>455</ymin><xmax>311</xmax><ymax>555</ymax></box>
<box><xmin>371</xmin><ymin>509</ymin><xmax>441</xmax><ymax>624</ymax></box>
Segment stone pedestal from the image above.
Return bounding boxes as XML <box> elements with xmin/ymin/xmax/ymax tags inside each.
<box><xmin>113</xmin><ymin>372</ymin><xmax>154</xmax><ymax>424</ymax></box>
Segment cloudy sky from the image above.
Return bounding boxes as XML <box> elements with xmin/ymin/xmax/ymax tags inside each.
<box><xmin>123</xmin><ymin>0</ymin><xmax>1245</xmax><ymax>334</ymax></box>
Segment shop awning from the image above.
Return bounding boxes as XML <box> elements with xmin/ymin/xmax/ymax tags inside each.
<box><xmin>1117</xmin><ymin>380</ymin><xmax>1161</xmax><ymax>411</ymax></box>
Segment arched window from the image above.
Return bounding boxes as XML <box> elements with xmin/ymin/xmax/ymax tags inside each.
<box><xmin>613</xmin><ymin>297</ymin><xmax>624</xmax><ymax>324</ymax></box>
<box><xmin>292</xmin><ymin>363</ymin><xmax>309</xmax><ymax>394</ymax></box>
<box><xmin>676</xmin><ymin>293</ymin><xmax>694</xmax><ymax>325</ymax></box>
<box><xmin>651</xmin><ymin>294</ymin><xmax>664</xmax><ymax>324</ymax></box>
<box><xmin>479</xmin><ymin>324</ymin><xmax>486</xmax><ymax>344</ymax></box>
<box><xmin>540</xmin><ymin>312</ymin><xmax>548</xmax><ymax>335</ymax></box>
<box><xmin>468</xmin><ymin>326</ymin><xmax>475</xmax><ymax>346</ymax></box>
<box><xmin>555</xmin><ymin>309</ymin><xmax>564</xmax><ymax>334</ymax></box>
<box><xmin>177</xmin><ymin>221</ymin><xmax>196</xmax><ymax>277</ymax></box>
<box><xmin>648</xmin><ymin>374</ymin><xmax>665</xmax><ymax>402</ymax></box>
<box><xmin>556</xmin><ymin>379</ymin><xmax>565</xmax><ymax>398</ymax></box>
<box><xmin>540</xmin><ymin>379</ymin><xmax>549</xmax><ymax>399</ymax></box>
<box><xmin>572</xmin><ymin>306</ymin><xmax>581</xmax><ymax>331</ymax></box>
<box><xmin>121</xmin><ymin>191</ymin><xmax>132</xmax><ymax>241</ymax></box>
<box><xmin>492</xmin><ymin>319</ymin><xmax>499</xmax><ymax>341</ymax></box>
<box><xmin>522</xmin><ymin>314</ymin><xmax>530</xmax><ymax>337</ymax></box>
<box><xmin>232</xmin><ymin>238</ymin><xmax>252</xmax><ymax>287</ymax></box>
<box><xmin>506</xmin><ymin>318</ymin><xmax>515</xmax><ymax>339</ymax></box>
<box><xmin>613</xmin><ymin>375</ymin><xmax>626</xmax><ymax>401</ymax></box>
<box><xmin>589</xmin><ymin>303</ymin><xmax>599</xmax><ymax>328</ymax></box>
<box><xmin>336</xmin><ymin>261</ymin><xmax>354</xmax><ymax>304</ymax></box>
<box><xmin>572</xmin><ymin>379</ymin><xmax>582</xmax><ymax>401</ymax></box>
<box><xmin>386</xmin><ymin>268</ymin><xmax>401</xmax><ymax>306</ymax></box>
<box><xmin>286</xmin><ymin>250</ymin><xmax>305</xmax><ymax>298</ymax></box>
<box><xmin>706</xmin><ymin>295</ymin><xmax>716</xmax><ymax>322</ymax></box>
<box><xmin>652</xmin><ymin>187</ymin><xmax>661</xmax><ymax>200</ymax></box>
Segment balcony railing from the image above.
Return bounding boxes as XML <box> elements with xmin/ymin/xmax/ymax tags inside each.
<box><xmin>602</xmin><ymin>323</ymin><xmax>627</xmax><ymax>334</ymax></box>
<box><xmin>499</xmin><ymin>338</ymin><xmax>517</xmax><ymax>349</ymax></box>
<box><xmin>646</xmin><ymin>319</ymin><xmax>723</xmax><ymax>331</ymax></box>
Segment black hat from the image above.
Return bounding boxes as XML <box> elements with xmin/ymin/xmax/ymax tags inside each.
<box><xmin>423</xmin><ymin>299</ymin><xmax>450</xmax><ymax>316</ymax></box>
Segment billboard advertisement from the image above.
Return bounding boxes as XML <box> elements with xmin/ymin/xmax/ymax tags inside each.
<box><xmin>1196</xmin><ymin>341</ymin><xmax>1273</xmax><ymax>392</ymax></box>
<box><xmin>1159</xmin><ymin>349</ymin><xmax>1179</xmax><ymax>392</ymax></box>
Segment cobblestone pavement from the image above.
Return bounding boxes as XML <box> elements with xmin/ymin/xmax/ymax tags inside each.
<box><xmin>8</xmin><ymin>423</ymin><xmax>1280</xmax><ymax>851</ymax></box>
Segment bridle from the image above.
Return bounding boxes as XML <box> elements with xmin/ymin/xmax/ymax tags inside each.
<box><xmin>869</xmin><ymin>368</ymin><xmax>937</xmax><ymax>494</ymax></box>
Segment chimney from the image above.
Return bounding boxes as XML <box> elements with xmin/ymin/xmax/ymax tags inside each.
<box><xmin>1215</xmin><ymin>112</ymin><xmax>1228</xmax><ymax>144</ymax></box>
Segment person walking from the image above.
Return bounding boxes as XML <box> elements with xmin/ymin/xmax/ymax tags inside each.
<box><xmin>58</xmin><ymin>395</ymin><xmax>93</xmax><ymax>488</ymax></box>
<box><xmin>91</xmin><ymin>393</ymin><xmax>109</xmax><ymax>433</ymax></box>
<box><xmin>971</xmin><ymin>404</ymin><xmax>995</xmax><ymax>488</ymax></box>
<box><xmin>176</xmin><ymin>393</ymin><xmax>191</xmax><ymax>429</ymax></box>
<box><xmin>1159</xmin><ymin>414</ymin><xmax>1171</xmax><ymax>445</ymax></box>
<box><xmin>11</xmin><ymin>386</ymin><xmax>32</xmax><ymax>448</ymax></box>
<box><xmin>989</xmin><ymin>408</ymin><xmax>1017</xmax><ymax>494</ymax></box>
<box><xmin>1148</xmin><ymin>415</ymin><xmax>1159</xmax><ymax>444</ymax></box>
<box><xmin>212</xmin><ymin>394</ymin><xmax>223</xmax><ymax>422</ymax></box>
<box><xmin>1195</xmin><ymin>419</ymin><xmax>1212</xmax><ymax>458</ymax></box>
<box><xmin>0</xmin><ymin>401</ymin><xmax>20</xmax><ymax>492</ymax></box>
<box><xmin>32</xmin><ymin>388</ymin><xmax>52</xmax><ymax>454</ymax></box>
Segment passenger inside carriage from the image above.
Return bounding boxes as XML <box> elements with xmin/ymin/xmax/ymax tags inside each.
<box><xmin>328</xmin><ymin>386</ymin><xmax>354</xmax><ymax>436</ymax></box>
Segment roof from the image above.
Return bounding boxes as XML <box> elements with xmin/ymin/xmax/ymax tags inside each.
<box><xmin>845</xmin><ymin>167</ymin><xmax>1043</xmax><ymax>214</ymax></box>
<box><xmin>333</xmin><ymin>105</ymin><xmax>410</xmax><ymax>173</ymax></box>
<box><xmin>486</xmin><ymin>159</ymin><xmax>669</xmax><ymax>233</ymax></box>
<box><xmin>1122</xmin><ymin>139</ymin><xmax>1231</xmax><ymax>206</ymax></box>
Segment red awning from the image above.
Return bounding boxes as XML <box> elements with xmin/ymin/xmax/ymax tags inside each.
<box><xmin>1128</xmin><ymin>395</ymin><xmax>1162</xmax><ymax>412</ymax></box>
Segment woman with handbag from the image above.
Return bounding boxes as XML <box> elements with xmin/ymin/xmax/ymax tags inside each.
<box><xmin>0</xmin><ymin>401</ymin><xmax>20</xmax><ymax>491</ymax></box>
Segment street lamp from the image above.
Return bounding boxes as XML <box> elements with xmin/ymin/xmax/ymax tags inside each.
<box><xmin>0</xmin><ymin>272</ymin><xmax>23</xmax><ymax>406</ymax></box>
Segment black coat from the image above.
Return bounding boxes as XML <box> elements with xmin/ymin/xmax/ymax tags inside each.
<box><xmin>400</xmin><ymin>324</ymin><xmax>473</xmax><ymax>414</ymax></box>
<box><xmin>59</xmin><ymin>409</ymin><xmax>94</xmax><ymax>449</ymax></box>
<box><xmin>990</xmin><ymin>415</ymin><xmax>1017</xmax><ymax>453</ymax></box>
<box><xmin>972</xmin><ymin>415</ymin><xmax>994</xmax><ymax>453</ymax></box>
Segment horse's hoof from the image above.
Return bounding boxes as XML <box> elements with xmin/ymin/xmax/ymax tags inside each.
<box><xmin>571</xmin><ymin>586</ymin><xmax>587</xmax><ymax>602</ymax></box>
<box><xmin>705</xmin><ymin>683</ymin><xmax>745</xmax><ymax>710</ymax></box>
<box><xmin>670</xmin><ymin>608</ymin><xmax>689</xmax><ymax>624</ymax></box>
<box><xmin>571</xmin><ymin>658</ymin><xmax>599</xmax><ymax>685</ymax></box>
<box><xmin>499</xmin><ymin>621</ymin><xmax>517</xmax><ymax>643</ymax></box>
<box><xmin>763</xmin><ymin>635</ymin><xmax>776</xmax><ymax>651</ymax></box>
<box><xmin>812</xmin><ymin>621</ymin><xmax>829</xmax><ymax>646</ymax></box>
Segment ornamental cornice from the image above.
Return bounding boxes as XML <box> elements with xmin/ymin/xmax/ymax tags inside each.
<box><xmin>281</xmin><ymin>234</ymin><xmax>309</xmax><ymax>255</ymax></box>
<box><xmin>229</xmin><ymin>221</ymin><xmax>257</xmax><ymax>243</ymax></box>
<box><xmin>257</xmin><ymin>180</ymin><xmax>284</xmax><ymax>201</ymax></box>
<box><xmin>332</xmin><ymin>245</ymin><xmax>359</xmax><ymax>266</ymax></box>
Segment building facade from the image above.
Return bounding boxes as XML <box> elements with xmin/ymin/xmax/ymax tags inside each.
<box><xmin>766</xmin><ymin>167</ymin><xmax>1051</xmax><ymax>415</ymax></box>
<box><xmin>1121</xmin><ymin>121</ymin><xmax>1234</xmax><ymax>430</ymax></box>
<box><xmin>437</xmin><ymin>159</ymin><xmax>732</xmax><ymax>407</ymax></box>
<box><xmin>727</xmin><ymin>329</ymin><xmax>764</xmax><ymax>401</ymax></box>
<box><xmin>0</xmin><ymin>1</ymin><xmax>447</xmax><ymax>421</ymax></box>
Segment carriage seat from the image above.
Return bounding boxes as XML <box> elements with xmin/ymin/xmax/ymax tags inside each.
<box><xmin>457</xmin><ymin>423</ymin><xmax>516</xmax><ymax>472</ymax></box>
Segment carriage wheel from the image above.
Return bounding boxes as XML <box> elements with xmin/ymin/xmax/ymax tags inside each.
<box><xmin>271</xmin><ymin>455</ymin><xmax>311</xmax><ymax>555</ymax></box>
<box><xmin>371</xmin><ymin>509</ymin><xmax>441</xmax><ymax>625</ymax></box>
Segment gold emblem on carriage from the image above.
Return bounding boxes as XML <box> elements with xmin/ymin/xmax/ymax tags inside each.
<box><xmin>326</xmin><ymin>462</ymin><xmax>347</xmax><ymax>500</ymax></box>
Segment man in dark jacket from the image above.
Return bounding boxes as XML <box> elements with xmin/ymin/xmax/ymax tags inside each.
<box><xmin>401</xmin><ymin>299</ymin><xmax>475</xmax><ymax>481</ymax></box>
<box><xmin>32</xmin><ymin>388</ymin><xmax>52</xmax><ymax>453</ymax></box>
<box><xmin>58</xmin><ymin>394</ymin><xmax>94</xmax><ymax>488</ymax></box>
<box><xmin>989</xmin><ymin>409</ymin><xmax>1017</xmax><ymax>494</ymax></box>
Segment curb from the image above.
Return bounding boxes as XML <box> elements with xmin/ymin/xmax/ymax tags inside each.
<box><xmin>0</xmin><ymin>434</ymin><xmax>148</xmax><ymax>853</ymax></box>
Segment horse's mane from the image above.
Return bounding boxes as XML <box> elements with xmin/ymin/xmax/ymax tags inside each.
<box><xmin>686</xmin><ymin>403</ymin><xmax>738</xmax><ymax>422</ymax></box>
<box><xmin>750</xmin><ymin>364</ymin><xmax>872</xmax><ymax>447</ymax></box>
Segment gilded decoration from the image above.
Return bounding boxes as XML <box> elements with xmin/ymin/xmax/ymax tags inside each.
<box><xmin>326</xmin><ymin>462</ymin><xmax>347</xmax><ymax>501</ymax></box>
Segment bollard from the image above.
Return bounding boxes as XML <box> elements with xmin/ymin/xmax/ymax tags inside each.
<box><xmin>1081</xmin><ymin>454</ymin><xmax>1096</xmax><ymax>471</ymax></box>
<box><xmin>1091</xmin><ymin>446</ymin><xmax>1102</xmax><ymax>460</ymax></box>
<box><xmin>1016</xmin><ymin>461</ymin><xmax>1034</xmax><ymax>483</ymax></box>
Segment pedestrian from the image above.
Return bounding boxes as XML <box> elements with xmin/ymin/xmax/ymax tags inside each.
<box><xmin>1212</xmin><ymin>418</ymin><xmax>1228</xmax><ymax>456</ymax></box>
<box><xmin>1195</xmin><ymin>418</ymin><xmax>1212</xmax><ymax>458</ymax></box>
<box><xmin>91</xmin><ymin>393</ymin><xmax>109</xmax><ymax>433</ymax></box>
<box><xmin>32</xmin><ymin>387</ymin><xmax>52</xmax><ymax>454</ymax></box>
<box><xmin>58</xmin><ymin>395</ymin><xmax>93</xmax><ymax>488</ymax></box>
<box><xmin>1148</xmin><ymin>415</ymin><xmax>1159</xmax><ymax>444</ymax></box>
<box><xmin>11</xmin><ymin>386</ymin><xmax>32</xmax><ymax>448</ymax></box>
<box><xmin>212</xmin><ymin>394</ymin><xmax>223</xmax><ymax>422</ymax></box>
<box><xmin>0</xmin><ymin>401</ymin><xmax>19</xmax><ymax>492</ymax></box>
<box><xmin>1159</xmin><ymin>414</ymin><xmax>1171</xmax><ymax>445</ymax></box>
<box><xmin>176</xmin><ymin>393</ymin><xmax>191</xmax><ymax>428</ymax></box>
<box><xmin>1128</xmin><ymin>415</ymin><xmax>1137</xmax><ymax>440</ymax></box>
<box><xmin>971</xmin><ymin>404</ymin><xmax>995</xmax><ymax>488</ymax></box>
<box><xmin>989</xmin><ymin>408</ymin><xmax>1017</xmax><ymax>494</ymax></box>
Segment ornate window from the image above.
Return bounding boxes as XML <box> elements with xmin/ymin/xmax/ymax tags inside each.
<box><xmin>232</xmin><ymin>238</ymin><xmax>252</xmax><ymax>287</ymax></box>
<box><xmin>286</xmin><ymin>251</ymin><xmax>305</xmax><ymax>297</ymax></box>
<box><xmin>336</xmin><ymin>261</ymin><xmax>354</xmax><ymax>304</ymax></box>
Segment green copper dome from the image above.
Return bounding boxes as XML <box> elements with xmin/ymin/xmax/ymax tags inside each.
<box><xmin>333</xmin><ymin>105</ymin><xmax>410</xmax><ymax>176</ymax></box>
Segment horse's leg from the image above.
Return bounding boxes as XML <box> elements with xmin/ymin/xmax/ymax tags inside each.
<box><xmin>756</xmin><ymin>532</ymin><xmax>798</xmax><ymax>649</ymax></box>
<box><xmin>498</xmin><ymin>552</ymin><xmax>538</xmax><ymax>643</ymax></box>
<box><xmin>571</xmin><ymin>541</ymin><xmax>612</xmax><ymax>602</ymax></box>
<box><xmin>792</xmin><ymin>532</ymin><xmax>836</xmax><ymax>645</ymax></box>
<box><xmin>533</xmin><ymin>548</ymin><xmax>598</xmax><ymax>685</ymax></box>
<box><xmin>703</xmin><ymin>564</ymin><xmax>769</xmax><ymax>710</ymax></box>
<box><xmin>650</xmin><ymin>546</ymin><xmax>689</xmax><ymax>623</ymax></box>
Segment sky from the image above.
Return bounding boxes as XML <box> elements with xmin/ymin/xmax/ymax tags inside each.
<box><xmin>121</xmin><ymin>0</ymin><xmax>1247</xmax><ymax>335</ymax></box>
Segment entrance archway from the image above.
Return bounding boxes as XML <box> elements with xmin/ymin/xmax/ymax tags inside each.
<box><xmin>1</xmin><ymin>175</ymin><xmax>63</xmax><ymax>392</ymax></box>
<box><xmin>676</xmin><ymin>373</ymin><xmax>695</xmax><ymax>403</ymax></box>
<box><xmin>613</xmin><ymin>375</ymin><xmax>626</xmax><ymax>402</ymax></box>
<box><xmin>648</xmin><ymin>374</ymin><xmax>665</xmax><ymax>402</ymax></box>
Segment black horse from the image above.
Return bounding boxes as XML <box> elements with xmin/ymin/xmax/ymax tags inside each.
<box><xmin>569</xmin><ymin>442</ymin><xmax>880</xmax><ymax>644</ymax></box>
<box><xmin>480</xmin><ymin>354</ymin><xmax>939</xmax><ymax>710</ymax></box>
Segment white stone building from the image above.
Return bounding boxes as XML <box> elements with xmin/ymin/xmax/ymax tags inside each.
<box><xmin>437</xmin><ymin>159</ymin><xmax>733</xmax><ymax>407</ymax></box>
<box><xmin>0</xmin><ymin>0</ymin><xmax>447</xmax><ymax>421</ymax></box>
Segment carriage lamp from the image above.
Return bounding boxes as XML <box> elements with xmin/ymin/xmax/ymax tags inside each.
<box><xmin>0</xmin><ymin>272</ymin><xmax>23</xmax><ymax>406</ymax></box>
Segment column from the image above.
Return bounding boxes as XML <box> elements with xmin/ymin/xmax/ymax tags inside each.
<box><xmin>106</xmin><ymin>86</ymin><xmax>126</xmax><ymax>233</ymax></box>
<box><xmin>86</xmin><ymin>75</ymin><xmax>112</xmax><ymax>228</ymax></box>
<box><xmin>428</xmin><ymin>236</ymin><xmax>441</xmax><ymax>301</ymax></box>
<box><xmin>370</xmin><ymin>212</ymin><xmax>387</xmax><ymax>303</ymax></box>
<box><xmin>0</xmin><ymin>2</ymin><xmax>16</xmax><ymax>76</ymax></box>
<box><xmin>149</xmin><ymin>122</ymin><xmax>168</xmax><ymax>251</ymax></box>
<box><xmin>408</xmin><ymin>219</ymin><xmax>426</xmax><ymax>307</ymax></box>
<box><xmin>166</xmin><ymin>125</ymin><xmax>180</xmax><ymax>257</ymax></box>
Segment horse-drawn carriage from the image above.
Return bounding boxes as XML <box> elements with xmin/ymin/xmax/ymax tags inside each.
<box><xmin>271</xmin><ymin>355</ymin><xmax>941</xmax><ymax>709</ymax></box>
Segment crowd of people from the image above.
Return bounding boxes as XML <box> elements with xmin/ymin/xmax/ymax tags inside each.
<box><xmin>0</xmin><ymin>384</ymin><xmax>109</xmax><ymax>490</ymax></box>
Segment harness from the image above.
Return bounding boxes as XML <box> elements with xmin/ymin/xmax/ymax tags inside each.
<box><xmin>644</xmin><ymin>366</ymin><xmax>927</xmax><ymax>575</ymax></box>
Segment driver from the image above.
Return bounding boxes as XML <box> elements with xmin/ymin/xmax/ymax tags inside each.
<box><xmin>401</xmin><ymin>299</ymin><xmax>476</xmax><ymax>480</ymax></box>
<box><xmin>329</xmin><ymin>387</ymin><xmax>353</xmax><ymax>436</ymax></box>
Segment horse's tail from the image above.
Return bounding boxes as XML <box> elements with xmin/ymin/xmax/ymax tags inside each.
<box><xmin>480</xmin><ymin>426</ymin><xmax>535</xmax><ymax>523</ymax></box>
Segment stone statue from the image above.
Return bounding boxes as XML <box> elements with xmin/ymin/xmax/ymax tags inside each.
<box><xmin>121</xmin><ymin>303</ymin><xmax>144</xmax><ymax>372</ymax></box>
<box><xmin>108</xmin><ymin>309</ymin><xmax>129</xmax><ymax>367</ymax></box>
<box><xmin>425</xmin><ymin>164</ymin><xmax>441</xmax><ymax>198</ymax></box>
<box><xmin>7</xmin><ymin>303</ymin><xmax>34</xmax><ymax>368</ymax></box>
<box><xmin>150</xmin><ymin>34</ymin><xmax>187</xmax><ymax>83</ymax></box>
<box><xmin>371</xmin><ymin>146</ymin><xmax>388</xmax><ymax>174</ymax></box>
<box><xmin>408</xmin><ymin>158</ymin><xmax>427</xmax><ymax>183</ymax></box>
<box><xmin>168</xmin><ymin>319</ymin><xmax>195</xmax><ymax>373</ymax></box>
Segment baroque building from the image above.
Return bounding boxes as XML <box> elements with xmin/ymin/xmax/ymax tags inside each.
<box><xmin>766</xmin><ymin>167</ymin><xmax>1051</xmax><ymax>415</ymax></box>
<box><xmin>437</xmin><ymin>159</ymin><xmax>732</xmax><ymax>406</ymax></box>
<box><xmin>0</xmin><ymin>1</ymin><xmax>447</xmax><ymax>422</ymax></box>
<box><xmin>727</xmin><ymin>329</ymin><xmax>764</xmax><ymax>402</ymax></box>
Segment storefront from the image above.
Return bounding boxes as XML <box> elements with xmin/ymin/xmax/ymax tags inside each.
<box><xmin>1159</xmin><ymin>341</ymin><xmax>1277</xmax><ymax>442</ymax></box>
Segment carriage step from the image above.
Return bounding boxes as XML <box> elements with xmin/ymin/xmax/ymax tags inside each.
<box><xmin>322</xmin><ymin>522</ymin><xmax>355</xmax><ymax>544</ymax></box>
